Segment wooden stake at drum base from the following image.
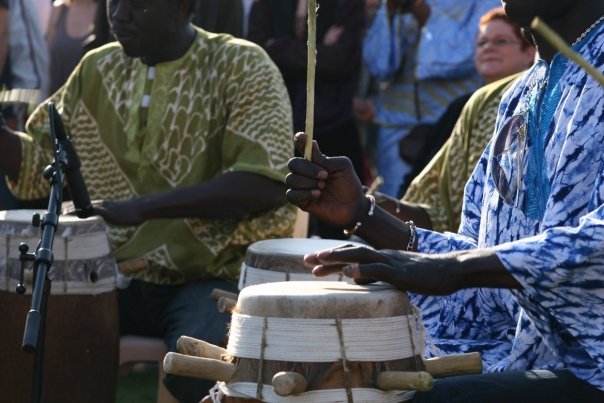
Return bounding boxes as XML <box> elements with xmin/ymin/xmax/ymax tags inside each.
<box><xmin>164</xmin><ymin>339</ymin><xmax>482</xmax><ymax>396</ymax></box>
<box><xmin>177</xmin><ymin>335</ymin><xmax>229</xmax><ymax>360</ymax></box>
<box><xmin>271</xmin><ymin>372</ymin><xmax>308</xmax><ymax>397</ymax></box>
<box><xmin>163</xmin><ymin>353</ymin><xmax>236</xmax><ymax>382</ymax></box>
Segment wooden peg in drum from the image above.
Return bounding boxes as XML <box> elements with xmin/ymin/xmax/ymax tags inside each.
<box><xmin>177</xmin><ymin>335</ymin><xmax>229</xmax><ymax>360</ymax></box>
<box><xmin>210</xmin><ymin>288</ymin><xmax>238</xmax><ymax>302</ymax></box>
<box><xmin>377</xmin><ymin>352</ymin><xmax>483</xmax><ymax>391</ymax></box>
<box><xmin>377</xmin><ymin>371</ymin><xmax>434</xmax><ymax>392</ymax></box>
<box><xmin>272</xmin><ymin>371</ymin><xmax>308</xmax><ymax>396</ymax></box>
<box><xmin>163</xmin><ymin>352</ymin><xmax>236</xmax><ymax>382</ymax></box>
<box><xmin>217</xmin><ymin>296</ymin><xmax>236</xmax><ymax>313</ymax></box>
<box><xmin>424</xmin><ymin>351</ymin><xmax>483</xmax><ymax>378</ymax></box>
<box><xmin>163</xmin><ymin>352</ymin><xmax>313</xmax><ymax>397</ymax></box>
<box><xmin>117</xmin><ymin>257</ymin><xmax>149</xmax><ymax>275</ymax></box>
<box><xmin>210</xmin><ymin>288</ymin><xmax>238</xmax><ymax>313</ymax></box>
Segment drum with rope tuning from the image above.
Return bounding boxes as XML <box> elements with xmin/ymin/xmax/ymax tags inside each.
<box><xmin>0</xmin><ymin>209</ymin><xmax>119</xmax><ymax>403</ymax></box>
<box><xmin>238</xmin><ymin>238</ymin><xmax>365</xmax><ymax>290</ymax></box>
<box><xmin>211</xmin><ymin>281</ymin><xmax>426</xmax><ymax>402</ymax></box>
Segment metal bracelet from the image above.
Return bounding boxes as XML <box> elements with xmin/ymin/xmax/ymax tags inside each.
<box><xmin>405</xmin><ymin>220</ymin><xmax>416</xmax><ymax>251</ymax></box>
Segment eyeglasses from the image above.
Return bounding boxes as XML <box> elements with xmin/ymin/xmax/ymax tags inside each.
<box><xmin>476</xmin><ymin>38</ymin><xmax>520</xmax><ymax>49</ymax></box>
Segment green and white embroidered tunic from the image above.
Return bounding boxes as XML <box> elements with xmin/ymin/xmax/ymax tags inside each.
<box><xmin>10</xmin><ymin>28</ymin><xmax>296</xmax><ymax>285</ymax></box>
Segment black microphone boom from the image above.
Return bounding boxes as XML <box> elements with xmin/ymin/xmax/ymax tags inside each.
<box><xmin>49</xmin><ymin>103</ymin><xmax>94</xmax><ymax>218</ymax></box>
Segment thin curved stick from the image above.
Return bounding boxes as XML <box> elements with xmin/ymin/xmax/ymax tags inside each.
<box><xmin>531</xmin><ymin>17</ymin><xmax>604</xmax><ymax>87</ymax></box>
<box><xmin>304</xmin><ymin>0</ymin><xmax>317</xmax><ymax>160</ymax></box>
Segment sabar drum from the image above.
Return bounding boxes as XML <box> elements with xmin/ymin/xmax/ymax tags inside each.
<box><xmin>0</xmin><ymin>210</ymin><xmax>119</xmax><ymax>403</ymax></box>
<box><xmin>238</xmin><ymin>238</ymin><xmax>364</xmax><ymax>290</ymax></box>
<box><xmin>215</xmin><ymin>281</ymin><xmax>426</xmax><ymax>402</ymax></box>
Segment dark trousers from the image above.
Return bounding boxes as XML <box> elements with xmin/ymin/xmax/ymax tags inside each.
<box><xmin>118</xmin><ymin>279</ymin><xmax>238</xmax><ymax>403</ymax></box>
<box><xmin>412</xmin><ymin>370</ymin><xmax>604</xmax><ymax>403</ymax></box>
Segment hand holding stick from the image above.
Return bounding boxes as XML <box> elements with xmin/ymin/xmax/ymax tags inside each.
<box><xmin>531</xmin><ymin>17</ymin><xmax>604</xmax><ymax>87</ymax></box>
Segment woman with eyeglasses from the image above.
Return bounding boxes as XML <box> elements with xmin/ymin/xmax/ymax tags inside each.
<box><xmin>400</xmin><ymin>7</ymin><xmax>536</xmax><ymax>233</ymax></box>
<box><xmin>474</xmin><ymin>8</ymin><xmax>536</xmax><ymax>85</ymax></box>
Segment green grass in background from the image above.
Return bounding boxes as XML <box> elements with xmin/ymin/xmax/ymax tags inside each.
<box><xmin>116</xmin><ymin>364</ymin><xmax>158</xmax><ymax>403</ymax></box>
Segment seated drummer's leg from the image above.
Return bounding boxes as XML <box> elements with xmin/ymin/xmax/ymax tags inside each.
<box><xmin>161</xmin><ymin>279</ymin><xmax>238</xmax><ymax>403</ymax></box>
<box><xmin>118</xmin><ymin>279</ymin><xmax>167</xmax><ymax>337</ymax></box>
<box><xmin>411</xmin><ymin>370</ymin><xmax>604</xmax><ymax>403</ymax></box>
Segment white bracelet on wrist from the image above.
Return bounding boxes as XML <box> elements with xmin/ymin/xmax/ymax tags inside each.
<box><xmin>343</xmin><ymin>195</ymin><xmax>376</xmax><ymax>237</ymax></box>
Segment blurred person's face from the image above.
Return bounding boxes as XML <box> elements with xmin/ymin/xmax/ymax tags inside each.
<box><xmin>500</xmin><ymin>0</ymin><xmax>576</xmax><ymax>28</ymax></box>
<box><xmin>475</xmin><ymin>19</ymin><xmax>536</xmax><ymax>84</ymax></box>
<box><xmin>366</xmin><ymin>0</ymin><xmax>380</xmax><ymax>9</ymax></box>
<box><xmin>107</xmin><ymin>0</ymin><xmax>181</xmax><ymax>64</ymax></box>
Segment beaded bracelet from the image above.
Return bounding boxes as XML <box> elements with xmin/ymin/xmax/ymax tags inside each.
<box><xmin>343</xmin><ymin>195</ymin><xmax>376</xmax><ymax>236</ymax></box>
<box><xmin>405</xmin><ymin>220</ymin><xmax>416</xmax><ymax>251</ymax></box>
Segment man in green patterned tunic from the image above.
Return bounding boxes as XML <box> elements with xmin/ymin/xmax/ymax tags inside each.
<box><xmin>0</xmin><ymin>0</ymin><xmax>295</xmax><ymax>400</ymax></box>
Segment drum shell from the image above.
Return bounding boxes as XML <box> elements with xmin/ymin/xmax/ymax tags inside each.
<box><xmin>239</xmin><ymin>238</ymin><xmax>364</xmax><ymax>289</ymax></box>
<box><xmin>221</xmin><ymin>282</ymin><xmax>424</xmax><ymax>402</ymax></box>
<box><xmin>0</xmin><ymin>210</ymin><xmax>119</xmax><ymax>403</ymax></box>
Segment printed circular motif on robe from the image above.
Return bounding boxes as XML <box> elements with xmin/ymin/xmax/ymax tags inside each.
<box><xmin>491</xmin><ymin>114</ymin><xmax>529</xmax><ymax>207</ymax></box>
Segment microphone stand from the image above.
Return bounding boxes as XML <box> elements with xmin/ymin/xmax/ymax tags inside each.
<box><xmin>18</xmin><ymin>102</ymin><xmax>70</xmax><ymax>403</ymax></box>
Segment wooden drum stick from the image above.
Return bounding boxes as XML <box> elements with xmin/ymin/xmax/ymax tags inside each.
<box><xmin>365</xmin><ymin>176</ymin><xmax>383</xmax><ymax>196</ymax></box>
<box><xmin>304</xmin><ymin>0</ymin><xmax>318</xmax><ymax>160</ymax></box>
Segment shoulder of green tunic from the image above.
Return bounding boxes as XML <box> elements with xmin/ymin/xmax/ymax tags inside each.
<box><xmin>459</xmin><ymin>72</ymin><xmax>525</xmax><ymax>166</ymax></box>
<box><xmin>191</xmin><ymin>28</ymin><xmax>293</xmax><ymax>180</ymax></box>
<box><xmin>463</xmin><ymin>72</ymin><xmax>524</xmax><ymax>123</ymax></box>
<box><xmin>192</xmin><ymin>26</ymin><xmax>281</xmax><ymax>75</ymax></box>
<box><xmin>79</xmin><ymin>41</ymin><xmax>128</xmax><ymax>74</ymax></box>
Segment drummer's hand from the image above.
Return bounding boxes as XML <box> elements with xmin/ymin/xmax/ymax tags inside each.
<box><xmin>286</xmin><ymin>132</ymin><xmax>365</xmax><ymax>227</ymax></box>
<box><xmin>90</xmin><ymin>200</ymin><xmax>145</xmax><ymax>226</ymax></box>
<box><xmin>305</xmin><ymin>244</ymin><xmax>459</xmax><ymax>296</ymax></box>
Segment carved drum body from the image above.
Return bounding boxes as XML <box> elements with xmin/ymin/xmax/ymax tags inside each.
<box><xmin>0</xmin><ymin>210</ymin><xmax>119</xmax><ymax>403</ymax></box>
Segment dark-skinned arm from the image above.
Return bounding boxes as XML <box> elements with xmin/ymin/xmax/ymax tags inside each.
<box><xmin>89</xmin><ymin>171</ymin><xmax>287</xmax><ymax>226</ymax></box>
<box><xmin>373</xmin><ymin>191</ymin><xmax>433</xmax><ymax>229</ymax></box>
<box><xmin>1</xmin><ymin>126</ymin><xmax>287</xmax><ymax>226</ymax></box>
<box><xmin>304</xmin><ymin>244</ymin><xmax>522</xmax><ymax>295</ymax></box>
<box><xmin>286</xmin><ymin>133</ymin><xmax>430</xmax><ymax>249</ymax></box>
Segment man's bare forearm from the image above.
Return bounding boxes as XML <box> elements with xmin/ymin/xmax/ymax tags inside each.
<box><xmin>130</xmin><ymin>171</ymin><xmax>288</xmax><ymax>221</ymax></box>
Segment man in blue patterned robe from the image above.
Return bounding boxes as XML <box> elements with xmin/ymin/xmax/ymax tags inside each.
<box><xmin>286</xmin><ymin>0</ymin><xmax>604</xmax><ymax>400</ymax></box>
